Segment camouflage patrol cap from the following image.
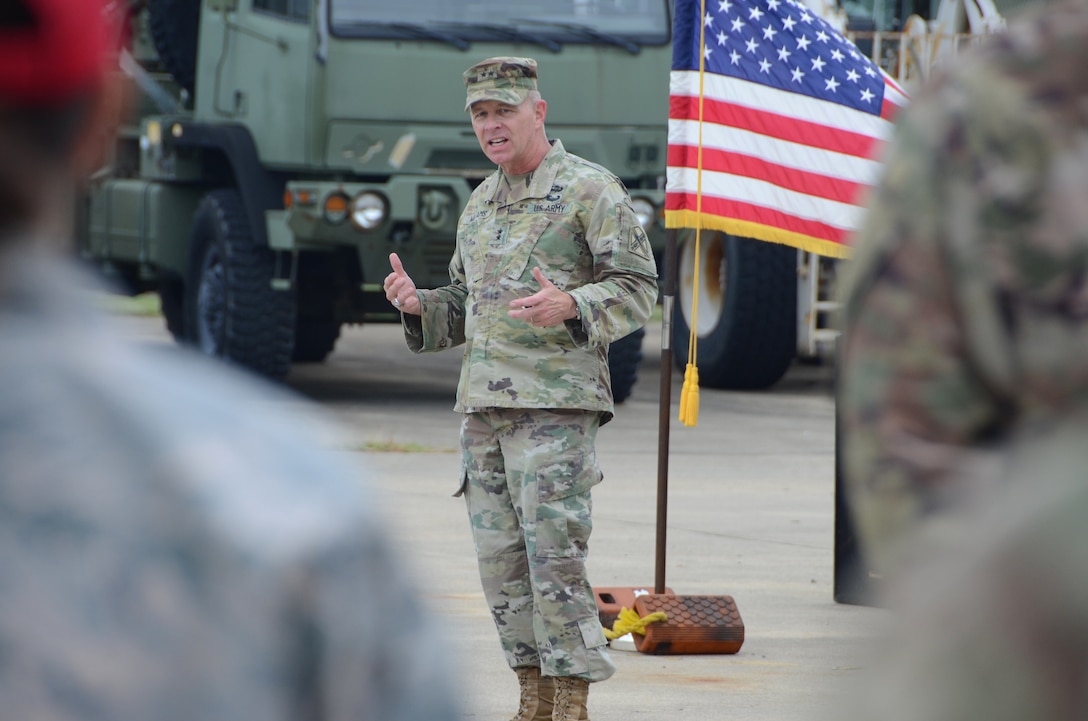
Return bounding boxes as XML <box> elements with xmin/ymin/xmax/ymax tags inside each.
<box><xmin>463</xmin><ymin>57</ymin><xmax>538</xmax><ymax>112</ymax></box>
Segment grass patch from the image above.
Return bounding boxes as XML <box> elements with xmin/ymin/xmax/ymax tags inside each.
<box><xmin>349</xmin><ymin>439</ymin><xmax>456</xmax><ymax>453</ymax></box>
<box><xmin>96</xmin><ymin>292</ymin><xmax>163</xmax><ymax>317</ymax></box>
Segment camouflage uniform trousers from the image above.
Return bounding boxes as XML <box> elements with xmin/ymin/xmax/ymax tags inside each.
<box><xmin>460</xmin><ymin>407</ymin><xmax>616</xmax><ymax>682</ymax></box>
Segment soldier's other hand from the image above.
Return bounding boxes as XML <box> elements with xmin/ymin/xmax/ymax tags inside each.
<box><xmin>384</xmin><ymin>253</ymin><xmax>421</xmax><ymax>315</ymax></box>
<box><xmin>509</xmin><ymin>267</ymin><xmax>578</xmax><ymax>327</ymax></box>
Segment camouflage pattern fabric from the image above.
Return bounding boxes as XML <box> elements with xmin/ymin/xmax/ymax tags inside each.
<box><xmin>0</xmin><ymin>249</ymin><xmax>462</xmax><ymax>721</ymax></box>
<box><xmin>843</xmin><ymin>417</ymin><xmax>1088</xmax><ymax>721</ymax></box>
<box><xmin>403</xmin><ymin>138</ymin><xmax>659</xmax><ymax>422</ymax></box>
<box><xmin>837</xmin><ymin>0</ymin><xmax>1088</xmax><ymax>572</ymax></box>
<box><xmin>463</xmin><ymin>56</ymin><xmax>538</xmax><ymax>110</ymax></box>
<box><xmin>460</xmin><ymin>408</ymin><xmax>615</xmax><ymax>682</ymax></box>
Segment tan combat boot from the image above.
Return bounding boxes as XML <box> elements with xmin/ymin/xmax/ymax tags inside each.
<box><xmin>510</xmin><ymin>667</ymin><xmax>554</xmax><ymax>721</ymax></box>
<box><xmin>551</xmin><ymin>676</ymin><xmax>590</xmax><ymax>720</ymax></box>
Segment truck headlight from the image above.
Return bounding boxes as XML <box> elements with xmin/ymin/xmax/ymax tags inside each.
<box><xmin>631</xmin><ymin>197</ymin><xmax>656</xmax><ymax>230</ymax></box>
<box><xmin>350</xmin><ymin>192</ymin><xmax>388</xmax><ymax>231</ymax></box>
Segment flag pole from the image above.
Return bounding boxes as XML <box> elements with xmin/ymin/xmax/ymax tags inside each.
<box><xmin>635</xmin><ymin>225</ymin><xmax>744</xmax><ymax>657</ymax></box>
<box><xmin>655</xmin><ymin>228</ymin><xmax>679</xmax><ymax>594</ymax></box>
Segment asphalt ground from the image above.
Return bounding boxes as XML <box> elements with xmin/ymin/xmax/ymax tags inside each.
<box><xmin>121</xmin><ymin>312</ymin><xmax>888</xmax><ymax>721</ymax></box>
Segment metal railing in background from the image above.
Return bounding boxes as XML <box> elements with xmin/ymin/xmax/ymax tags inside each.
<box><xmin>846</xmin><ymin>29</ymin><xmax>990</xmax><ymax>84</ymax></box>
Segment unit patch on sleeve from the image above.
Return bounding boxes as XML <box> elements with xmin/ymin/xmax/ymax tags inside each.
<box><xmin>629</xmin><ymin>225</ymin><xmax>652</xmax><ymax>261</ymax></box>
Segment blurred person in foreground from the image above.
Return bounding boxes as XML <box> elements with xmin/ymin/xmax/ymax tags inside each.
<box><xmin>838</xmin><ymin>0</ymin><xmax>1088</xmax><ymax>574</ymax></box>
<box><xmin>837</xmin><ymin>1</ymin><xmax>1088</xmax><ymax>719</ymax></box>
<box><xmin>383</xmin><ymin>57</ymin><xmax>658</xmax><ymax>721</ymax></box>
<box><xmin>0</xmin><ymin>1</ymin><xmax>461</xmax><ymax>719</ymax></box>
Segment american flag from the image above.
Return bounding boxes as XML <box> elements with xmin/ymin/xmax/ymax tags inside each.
<box><xmin>664</xmin><ymin>0</ymin><xmax>908</xmax><ymax>258</ymax></box>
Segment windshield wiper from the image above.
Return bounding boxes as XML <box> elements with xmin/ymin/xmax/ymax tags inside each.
<box><xmin>511</xmin><ymin>19</ymin><xmax>640</xmax><ymax>55</ymax></box>
<box><xmin>365</xmin><ymin>22</ymin><xmax>470</xmax><ymax>50</ymax></box>
<box><xmin>436</xmin><ymin>22</ymin><xmax>562</xmax><ymax>53</ymax></box>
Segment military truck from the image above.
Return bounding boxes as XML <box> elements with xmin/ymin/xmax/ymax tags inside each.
<box><xmin>83</xmin><ymin>0</ymin><xmax>675</xmax><ymax>401</ymax></box>
<box><xmin>83</xmin><ymin>0</ymin><xmax>1006</xmax><ymax>398</ymax></box>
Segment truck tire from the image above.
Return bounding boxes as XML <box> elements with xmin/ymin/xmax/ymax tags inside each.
<box><xmin>291</xmin><ymin>253</ymin><xmax>342</xmax><ymax>362</ymax></box>
<box><xmin>672</xmin><ymin>232</ymin><xmax>796</xmax><ymax>390</ymax></box>
<box><xmin>608</xmin><ymin>325</ymin><xmax>645</xmax><ymax>404</ymax></box>
<box><xmin>158</xmin><ymin>273</ymin><xmax>185</xmax><ymax>342</ymax></box>
<box><xmin>147</xmin><ymin>0</ymin><xmax>200</xmax><ymax>94</ymax></box>
<box><xmin>184</xmin><ymin>189</ymin><xmax>296</xmax><ymax>379</ymax></box>
<box><xmin>292</xmin><ymin>318</ymin><xmax>341</xmax><ymax>363</ymax></box>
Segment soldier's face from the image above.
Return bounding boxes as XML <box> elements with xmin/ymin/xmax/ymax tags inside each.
<box><xmin>470</xmin><ymin>97</ymin><xmax>548</xmax><ymax>175</ymax></box>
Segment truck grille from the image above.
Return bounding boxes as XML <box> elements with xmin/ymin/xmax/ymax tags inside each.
<box><xmin>424</xmin><ymin>150</ymin><xmax>495</xmax><ymax>178</ymax></box>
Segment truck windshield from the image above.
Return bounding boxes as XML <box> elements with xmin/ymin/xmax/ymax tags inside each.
<box><xmin>329</xmin><ymin>0</ymin><xmax>671</xmax><ymax>47</ymax></box>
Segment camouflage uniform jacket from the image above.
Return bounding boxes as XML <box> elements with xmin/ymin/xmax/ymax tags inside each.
<box><xmin>404</xmin><ymin>139</ymin><xmax>659</xmax><ymax>417</ymax></box>
<box><xmin>837</xmin><ymin>0</ymin><xmax>1088</xmax><ymax>567</ymax></box>
<box><xmin>0</xmin><ymin>248</ymin><xmax>462</xmax><ymax>721</ymax></box>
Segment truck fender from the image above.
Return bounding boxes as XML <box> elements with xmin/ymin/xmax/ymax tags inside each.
<box><xmin>169</xmin><ymin>121</ymin><xmax>283</xmax><ymax>248</ymax></box>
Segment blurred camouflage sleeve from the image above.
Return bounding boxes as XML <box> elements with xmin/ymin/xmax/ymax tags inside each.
<box><xmin>835</xmin><ymin>6</ymin><xmax>1088</xmax><ymax>718</ymax></box>
<box><xmin>0</xmin><ymin>252</ymin><xmax>465</xmax><ymax>721</ymax></box>
<box><xmin>837</xmin><ymin>94</ymin><xmax>993</xmax><ymax>562</ymax></box>
<box><xmin>844</xmin><ymin>418</ymin><xmax>1088</xmax><ymax>721</ymax></box>
<box><xmin>566</xmin><ymin>182</ymin><xmax>659</xmax><ymax>349</ymax></box>
<box><xmin>291</xmin><ymin>521</ymin><xmax>463</xmax><ymax>721</ymax></box>
<box><xmin>835</xmin><ymin>32</ymin><xmax>1088</xmax><ymax>564</ymax></box>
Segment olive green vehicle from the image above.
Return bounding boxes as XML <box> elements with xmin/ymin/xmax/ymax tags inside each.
<box><xmin>86</xmin><ymin>0</ymin><xmax>988</xmax><ymax>397</ymax></box>
<box><xmin>84</xmin><ymin>0</ymin><xmax>680</xmax><ymax>400</ymax></box>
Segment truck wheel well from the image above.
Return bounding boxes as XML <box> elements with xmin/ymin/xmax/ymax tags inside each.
<box><xmin>169</xmin><ymin>122</ymin><xmax>286</xmax><ymax>247</ymax></box>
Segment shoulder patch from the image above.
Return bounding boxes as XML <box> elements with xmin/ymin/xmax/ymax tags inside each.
<box><xmin>629</xmin><ymin>225</ymin><xmax>652</xmax><ymax>261</ymax></box>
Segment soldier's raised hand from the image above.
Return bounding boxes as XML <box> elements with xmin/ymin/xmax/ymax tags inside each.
<box><xmin>509</xmin><ymin>267</ymin><xmax>578</xmax><ymax>327</ymax></box>
<box><xmin>384</xmin><ymin>253</ymin><xmax>421</xmax><ymax>315</ymax></box>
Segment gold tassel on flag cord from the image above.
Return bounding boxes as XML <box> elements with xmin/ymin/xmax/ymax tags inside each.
<box><xmin>679</xmin><ymin>226</ymin><xmax>701</xmax><ymax>427</ymax></box>
<box><xmin>679</xmin><ymin>0</ymin><xmax>708</xmax><ymax>428</ymax></box>
<box><xmin>679</xmin><ymin>221</ymin><xmax>701</xmax><ymax>426</ymax></box>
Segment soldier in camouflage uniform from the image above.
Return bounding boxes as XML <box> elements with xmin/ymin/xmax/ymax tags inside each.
<box><xmin>384</xmin><ymin>57</ymin><xmax>659</xmax><ymax>721</ymax></box>
<box><xmin>836</xmin><ymin>3</ymin><xmax>1088</xmax><ymax>718</ymax></box>
<box><xmin>837</xmin><ymin>0</ymin><xmax>1088</xmax><ymax>574</ymax></box>
<box><xmin>0</xmin><ymin>2</ymin><xmax>462</xmax><ymax>719</ymax></box>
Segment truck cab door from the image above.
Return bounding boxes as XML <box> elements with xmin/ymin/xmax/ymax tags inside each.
<box><xmin>194</xmin><ymin>0</ymin><xmax>316</xmax><ymax>167</ymax></box>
